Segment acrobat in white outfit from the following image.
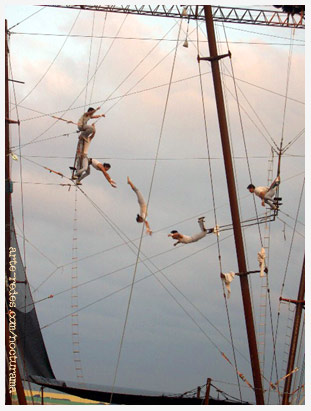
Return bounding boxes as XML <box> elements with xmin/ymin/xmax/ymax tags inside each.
<box><xmin>127</xmin><ymin>176</ymin><xmax>152</xmax><ymax>235</ymax></box>
<box><xmin>168</xmin><ymin>217</ymin><xmax>212</xmax><ymax>246</ymax></box>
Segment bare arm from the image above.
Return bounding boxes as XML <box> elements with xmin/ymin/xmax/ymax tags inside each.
<box><xmin>255</xmin><ymin>189</ymin><xmax>267</xmax><ymax>206</ymax></box>
<box><xmin>173</xmin><ymin>241</ymin><xmax>180</xmax><ymax>246</ymax></box>
<box><xmin>144</xmin><ymin>220</ymin><xmax>152</xmax><ymax>235</ymax></box>
<box><xmin>91</xmin><ymin>113</ymin><xmax>105</xmax><ymax>119</ymax></box>
<box><xmin>257</xmin><ymin>190</ymin><xmax>266</xmax><ymax>206</ymax></box>
<box><xmin>97</xmin><ymin>164</ymin><xmax>117</xmax><ymax>188</ymax></box>
<box><xmin>127</xmin><ymin>176</ymin><xmax>135</xmax><ymax>191</ymax></box>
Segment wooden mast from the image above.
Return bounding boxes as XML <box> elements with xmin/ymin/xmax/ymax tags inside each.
<box><xmin>5</xmin><ymin>19</ymin><xmax>27</xmax><ymax>405</ymax></box>
<box><xmin>282</xmin><ymin>257</ymin><xmax>305</xmax><ymax>404</ymax></box>
<box><xmin>202</xmin><ymin>6</ymin><xmax>264</xmax><ymax>404</ymax></box>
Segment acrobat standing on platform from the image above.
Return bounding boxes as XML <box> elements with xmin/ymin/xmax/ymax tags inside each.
<box><xmin>168</xmin><ymin>217</ymin><xmax>213</xmax><ymax>246</ymax></box>
<box><xmin>127</xmin><ymin>176</ymin><xmax>152</xmax><ymax>235</ymax></box>
<box><xmin>72</xmin><ymin>107</ymin><xmax>105</xmax><ymax>178</ymax></box>
<box><xmin>77</xmin><ymin>106</ymin><xmax>105</xmax><ymax>140</ymax></box>
<box><xmin>247</xmin><ymin>175</ymin><xmax>281</xmax><ymax>210</ymax></box>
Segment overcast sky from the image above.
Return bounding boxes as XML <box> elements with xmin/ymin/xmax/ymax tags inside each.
<box><xmin>4</xmin><ymin>2</ymin><xmax>306</xmax><ymax>406</ymax></box>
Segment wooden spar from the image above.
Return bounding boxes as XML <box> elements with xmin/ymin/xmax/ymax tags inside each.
<box><xmin>5</xmin><ymin>20</ymin><xmax>10</xmax><ymax>267</ymax></box>
<box><xmin>41</xmin><ymin>386</ymin><xmax>44</xmax><ymax>405</ymax></box>
<box><xmin>282</xmin><ymin>256</ymin><xmax>305</xmax><ymax>404</ymax></box>
<box><xmin>5</xmin><ymin>19</ymin><xmax>12</xmax><ymax>404</ymax></box>
<box><xmin>5</xmin><ymin>20</ymin><xmax>27</xmax><ymax>405</ymax></box>
<box><xmin>202</xmin><ymin>6</ymin><xmax>264</xmax><ymax>404</ymax></box>
<box><xmin>204</xmin><ymin>378</ymin><xmax>212</xmax><ymax>405</ymax></box>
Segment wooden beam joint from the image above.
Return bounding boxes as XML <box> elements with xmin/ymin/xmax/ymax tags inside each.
<box><xmin>198</xmin><ymin>51</ymin><xmax>231</xmax><ymax>63</ymax></box>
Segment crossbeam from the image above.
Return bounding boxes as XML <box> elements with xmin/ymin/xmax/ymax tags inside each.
<box><xmin>41</xmin><ymin>5</ymin><xmax>304</xmax><ymax>29</ymax></box>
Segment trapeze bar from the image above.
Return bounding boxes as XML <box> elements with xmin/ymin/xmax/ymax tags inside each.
<box><xmin>197</xmin><ymin>51</ymin><xmax>231</xmax><ymax>63</ymax></box>
<box><xmin>235</xmin><ymin>268</ymin><xmax>268</xmax><ymax>277</ymax></box>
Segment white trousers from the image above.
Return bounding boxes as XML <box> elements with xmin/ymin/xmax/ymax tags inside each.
<box><xmin>76</xmin><ymin>156</ymin><xmax>90</xmax><ymax>182</ymax></box>
<box><xmin>189</xmin><ymin>220</ymin><xmax>207</xmax><ymax>242</ymax></box>
<box><xmin>264</xmin><ymin>187</ymin><xmax>276</xmax><ymax>208</ymax></box>
<box><xmin>132</xmin><ymin>186</ymin><xmax>147</xmax><ymax>219</ymax></box>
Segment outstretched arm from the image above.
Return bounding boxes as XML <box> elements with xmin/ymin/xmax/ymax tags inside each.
<box><xmin>97</xmin><ymin>164</ymin><xmax>117</xmax><ymax>188</ymax></box>
<box><xmin>144</xmin><ymin>220</ymin><xmax>152</xmax><ymax>236</ymax></box>
<box><xmin>88</xmin><ymin>107</ymin><xmax>105</xmax><ymax>119</ymax></box>
<box><xmin>127</xmin><ymin>176</ymin><xmax>136</xmax><ymax>191</ymax></box>
<box><xmin>91</xmin><ymin>113</ymin><xmax>105</xmax><ymax>119</ymax></box>
<box><xmin>173</xmin><ymin>241</ymin><xmax>180</xmax><ymax>246</ymax></box>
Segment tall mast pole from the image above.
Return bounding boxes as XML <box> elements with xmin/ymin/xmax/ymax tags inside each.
<box><xmin>5</xmin><ymin>20</ymin><xmax>11</xmax><ymax>255</ymax></box>
<box><xmin>282</xmin><ymin>257</ymin><xmax>305</xmax><ymax>404</ymax></box>
<box><xmin>202</xmin><ymin>6</ymin><xmax>264</xmax><ymax>404</ymax></box>
<box><xmin>5</xmin><ymin>19</ymin><xmax>27</xmax><ymax>405</ymax></box>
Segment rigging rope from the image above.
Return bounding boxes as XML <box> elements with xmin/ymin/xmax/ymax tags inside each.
<box><xmin>221</xmin><ymin>23</ymin><xmax>265</xmax><ymax>249</ymax></box>
<box><xmin>282</xmin><ymin>128</ymin><xmax>304</xmax><ymax>153</ymax></box>
<box><xmin>10</xmin><ymin>28</ymin><xmax>306</xmax><ymax>46</ymax></box>
<box><xmin>89</xmin><ymin>12</ymin><xmax>107</xmax><ymax>103</ymax></box>
<box><xmin>216</xmin><ymin>29</ymin><xmax>259</xmax><ymax>342</ymax></box>
<box><xmin>16</xmin><ymin>67</ymin><xmax>303</xmax><ymax>125</ymax></box>
<box><xmin>221</xmin><ymin>71</ymin><xmax>304</xmax><ymax>105</ymax></box>
<box><xmin>40</xmin><ymin>229</ymin><xmax>264</xmax><ymax>397</ymax></box>
<box><xmin>15</xmin><ymin>153</ymin><xmax>305</xmax><ymax>161</ymax></box>
<box><xmin>15</xmin><ymin>228</ymin><xmax>58</xmax><ymax>268</ymax></box>
<box><xmin>109</xmin><ymin>16</ymin><xmax>184</xmax><ymax>403</ymax></box>
<box><xmin>8</xmin><ymin>7</ymin><xmax>46</xmax><ymax>30</ymax></box>
<box><xmin>9</xmin><ymin>50</ymin><xmax>27</xmax><ymax>268</ymax></box>
<box><xmin>14</xmin><ymin>70</ymin><xmax>209</xmax><ymax>123</ymax></box>
<box><xmin>267</xmin><ymin>177</ymin><xmax>304</xmax><ymax>402</ymax></box>
<box><xmin>11</xmin><ymin>131</ymin><xmax>76</xmax><ymax>152</ymax></box>
<box><xmin>8</xmin><ymin>47</ymin><xmax>34</xmax><ymax>388</ymax></box>
<box><xmin>267</xmin><ymin>30</ymin><xmax>301</xmax><ymax>399</ymax></box>
<box><xmin>23</xmin><ymin>13</ymin><xmax>129</xmax><ymax>148</ymax></box>
<box><xmin>15</xmin><ymin>10</ymin><xmax>81</xmax><ymax>108</ymax></box>
<box><xmin>198</xmin><ymin>24</ymin><xmax>280</xmax><ymax>152</ymax></box>
<box><xmin>16</xmin><ymin>152</ymin><xmax>285</xmax><ymax>294</ymax></box>
<box><xmin>274</xmin><ymin>27</ymin><xmax>294</xmax><ymax>209</ymax></box>
<box><xmin>200</xmin><ymin>20</ymin><xmax>242</xmax><ymax>401</ymax></box>
<box><xmin>278</xmin><ymin>28</ymin><xmax>295</xmax><ymax>168</ymax></box>
<box><xmin>84</xmin><ymin>11</ymin><xmax>96</xmax><ymax>110</ymax></box>
<box><xmin>66</xmin><ymin>186</ymin><xmax>261</xmax><ymax>396</ymax></box>
<box><xmin>97</xmin><ymin>20</ymin><xmax>179</xmax><ymax>118</ymax></box>
<box><xmin>21</xmin><ymin>155</ymin><xmax>280</xmax><ymax>395</ymax></box>
<box><xmin>291</xmin><ymin>314</ymin><xmax>304</xmax><ymax>399</ymax></box>
<box><xmin>8</xmin><ymin>10</ymin><xmax>304</xmax><ymax>402</ymax></box>
<box><xmin>7</xmin><ymin>51</ymin><xmax>34</xmax><ymax>397</ymax></box>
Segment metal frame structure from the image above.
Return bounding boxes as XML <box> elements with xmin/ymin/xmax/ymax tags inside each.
<box><xmin>42</xmin><ymin>5</ymin><xmax>305</xmax><ymax>29</ymax></box>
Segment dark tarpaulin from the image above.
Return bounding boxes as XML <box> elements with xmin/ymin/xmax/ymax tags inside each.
<box><xmin>8</xmin><ymin>210</ymin><xmax>55</xmax><ymax>380</ymax></box>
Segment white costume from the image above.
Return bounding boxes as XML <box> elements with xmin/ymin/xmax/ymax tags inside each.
<box><xmin>131</xmin><ymin>185</ymin><xmax>147</xmax><ymax>220</ymax></box>
<box><xmin>257</xmin><ymin>247</ymin><xmax>266</xmax><ymax>277</ymax></box>
<box><xmin>76</xmin><ymin>158</ymin><xmax>101</xmax><ymax>183</ymax></box>
<box><xmin>179</xmin><ymin>218</ymin><xmax>207</xmax><ymax>243</ymax></box>
<box><xmin>221</xmin><ymin>272</ymin><xmax>235</xmax><ymax>298</ymax></box>
<box><xmin>77</xmin><ymin>112</ymin><xmax>94</xmax><ymax>140</ymax></box>
<box><xmin>75</xmin><ymin>137</ymin><xmax>92</xmax><ymax>178</ymax></box>
<box><xmin>170</xmin><ymin>218</ymin><xmax>208</xmax><ymax>245</ymax></box>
